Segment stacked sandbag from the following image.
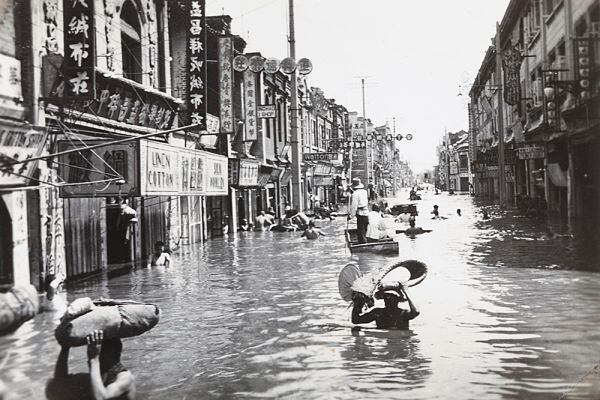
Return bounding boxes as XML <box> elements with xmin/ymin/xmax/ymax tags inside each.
<box><xmin>55</xmin><ymin>298</ymin><xmax>159</xmax><ymax>347</ymax></box>
<box><xmin>0</xmin><ymin>284</ymin><xmax>39</xmax><ymax>335</ymax></box>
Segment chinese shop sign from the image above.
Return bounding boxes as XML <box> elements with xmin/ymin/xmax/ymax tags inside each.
<box><xmin>57</xmin><ymin>140</ymin><xmax>140</xmax><ymax>197</ymax></box>
<box><xmin>502</xmin><ymin>41</ymin><xmax>522</xmax><ymax>106</ymax></box>
<box><xmin>62</xmin><ymin>0</ymin><xmax>95</xmax><ymax>98</ymax></box>
<box><xmin>187</xmin><ymin>0</ymin><xmax>207</xmax><ymax>131</ymax></box>
<box><xmin>218</xmin><ymin>37</ymin><xmax>234</xmax><ymax>134</ymax></box>
<box><xmin>244</xmin><ymin>70</ymin><xmax>257</xmax><ymax>141</ymax></box>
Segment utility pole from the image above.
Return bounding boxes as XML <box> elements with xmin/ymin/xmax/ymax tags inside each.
<box><xmin>288</xmin><ymin>0</ymin><xmax>303</xmax><ymax>211</ymax></box>
<box><xmin>361</xmin><ymin>78</ymin><xmax>368</xmax><ymax>185</ymax></box>
<box><xmin>495</xmin><ymin>21</ymin><xmax>506</xmax><ymax>206</ymax></box>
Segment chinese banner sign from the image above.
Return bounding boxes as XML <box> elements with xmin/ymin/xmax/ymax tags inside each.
<box><xmin>218</xmin><ymin>37</ymin><xmax>234</xmax><ymax>134</ymax></box>
<box><xmin>63</xmin><ymin>0</ymin><xmax>95</xmax><ymax>99</ymax></box>
<box><xmin>244</xmin><ymin>69</ymin><xmax>257</xmax><ymax>141</ymax></box>
<box><xmin>187</xmin><ymin>0</ymin><xmax>207</xmax><ymax>131</ymax></box>
<box><xmin>502</xmin><ymin>41</ymin><xmax>522</xmax><ymax>106</ymax></box>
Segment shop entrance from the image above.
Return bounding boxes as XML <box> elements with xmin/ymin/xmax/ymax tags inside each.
<box><xmin>0</xmin><ymin>199</ymin><xmax>13</xmax><ymax>285</ymax></box>
<box><xmin>106</xmin><ymin>199</ymin><xmax>136</xmax><ymax>265</ymax></box>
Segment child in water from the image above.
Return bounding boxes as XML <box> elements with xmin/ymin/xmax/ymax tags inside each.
<box><xmin>300</xmin><ymin>221</ymin><xmax>326</xmax><ymax>240</ymax></box>
<box><xmin>147</xmin><ymin>241</ymin><xmax>171</xmax><ymax>267</ymax></box>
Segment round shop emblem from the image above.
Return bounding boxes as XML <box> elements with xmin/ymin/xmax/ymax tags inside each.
<box><xmin>264</xmin><ymin>58</ymin><xmax>280</xmax><ymax>74</ymax></box>
<box><xmin>405</xmin><ymin>133</ymin><xmax>413</xmax><ymax>141</ymax></box>
<box><xmin>248</xmin><ymin>56</ymin><xmax>266</xmax><ymax>73</ymax></box>
<box><xmin>280</xmin><ymin>57</ymin><xmax>296</xmax><ymax>74</ymax></box>
<box><xmin>233</xmin><ymin>55</ymin><xmax>249</xmax><ymax>72</ymax></box>
<box><xmin>297</xmin><ymin>58</ymin><xmax>313</xmax><ymax>75</ymax></box>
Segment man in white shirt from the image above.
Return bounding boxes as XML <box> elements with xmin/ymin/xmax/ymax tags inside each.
<box><xmin>366</xmin><ymin>204</ymin><xmax>389</xmax><ymax>242</ymax></box>
<box><xmin>348</xmin><ymin>178</ymin><xmax>369</xmax><ymax>243</ymax></box>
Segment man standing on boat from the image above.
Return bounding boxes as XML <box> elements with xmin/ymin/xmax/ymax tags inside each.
<box><xmin>348</xmin><ymin>178</ymin><xmax>369</xmax><ymax>244</ymax></box>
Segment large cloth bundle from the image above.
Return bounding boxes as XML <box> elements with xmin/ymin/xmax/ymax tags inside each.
<box><xmin>0</xmin><ymin>284</ymin><xmax>39</xmax><ymax>335</ymax></box>
<box><xmin>55</xmin><ymin>298</ymin><xmax>159</xmax><ymax>346</ymax></box>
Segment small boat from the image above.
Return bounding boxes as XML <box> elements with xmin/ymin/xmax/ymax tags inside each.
<box><xmin>345</xmin><ymin>229</ymin><xmax>399</xmax><ymax>255</ymax></box>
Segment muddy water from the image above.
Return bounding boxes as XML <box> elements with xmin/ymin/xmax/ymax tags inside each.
<box><xmin>1</xmin><ymin>189</ymin><xmax>599</xmax><ymax>399</ymax></box>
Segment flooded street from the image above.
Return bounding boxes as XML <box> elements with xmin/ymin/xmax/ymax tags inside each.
<box><xmin>1</xmin><ymin>190</ymin><xmax>599</xmax><ymax>399</ymax></box>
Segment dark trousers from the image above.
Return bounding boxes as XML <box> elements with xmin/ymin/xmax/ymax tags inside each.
<box><xmin>356</xmin><ymin>214</ymin><xmax>369</xmax><ymax>244</ymax></box>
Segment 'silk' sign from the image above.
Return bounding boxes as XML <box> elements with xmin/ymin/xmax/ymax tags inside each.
<box><xmin>63</xmin><ymin>0</ymin><xmax>95</xmax><ymax>99</ymax></box>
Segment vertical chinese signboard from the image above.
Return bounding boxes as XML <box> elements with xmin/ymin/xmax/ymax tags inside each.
<box><xmin>63</xmin><ymin>0</ymin><xmax>95</xmax><ymax>99</ymax></box>
<box><xmin>243</xmin><ymin>70</ymin><xmax>257</xmax><ymax>141</ymax></box>
<box><xmin>187</xmin><ymin>0</ymin><xmax>207</xmax><ymax>131</ymax></box>
<box><xmin>218</xmin><ymin>37</ymin><xmax>234</xmax><ymax>134</ymax></box>
<box><xmin>502</xmin><ymin>41</ymin><xmax>522</xmax><ymax>106</ymax></box>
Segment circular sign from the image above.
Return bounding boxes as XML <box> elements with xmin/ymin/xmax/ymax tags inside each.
<box><xmin>396</xmin><ymin>134</ymin><xmax>403</xmax><ymax>141</ymax></box>
<box><xmin>264</xmin><ymin>58</ymin><xmax>280</xmax><ymax>74</ymax></box>
<box><xmin>406</xmin><ymin>133</ymin><xmax>413</xmax><ymax>141</ymax></box>
<box><xmin>297</xmin><ymin>58</ymin><xmax>313</xmax><ymax>75</ymax></box>
<box><xmin>233</xmin><ymin>55</ymin><xmax>249</xmax><ymax>72</ymax></box>
<box><xmin>366</xmin><ymin>133</ymin><xmax>373</xmax><ymax>141</ymax></box>
<box><xmin>248</xmin><ymin>56</ymin><xmax>265</xmax><ymax>73</ymax></box>
<box><xmin>280</xmin><ymin>57</ymin><xmax>297</xmax><ymax>74</ymax></box>
<box><xmin>386</xmin><ymin>134</ymin><xmax>392</xmax><ymax>141</ymax></box>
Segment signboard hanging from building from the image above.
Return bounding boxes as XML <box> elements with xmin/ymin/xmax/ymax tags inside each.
<box><xmin>218</xmin><ymin>36</ymin><xmax>234</xmax><ymax>134</ymax></box>
<box><xmin>256</xmin><ymin>104</ymin><xmax>276</xmax><ymax>119</ymax></box>
<box><xmin>237</xmin><ymin>160</ymin><xmax>259</xmax><ymax>187</ymax></box>
<box><xmin>502</xmin><ymin>40</ymin><xmax>523</xmax><ymax>106</ymax></box>
<box><xmin>203</xmin><ymin>152</ymin><xmax>228</xmax><ymax>195</ymax></box>
<box><xmin>57</xmin><ymin>140</ymin><xmax>140</xmax><ymax>197</ymax></box>
<box><xmin>303</xmin><ymin>153</ymin><xmax>339</xmax><ymax>161</ymax></box>
<box><xmin>62</xmin><ymin>0</ymin><xmax>95</xmax><ymax>99</ymax></box>
<box><xmin>244</xmin><ymin>69</ymin><xmax>258</xmax><ymax>141</ymax></box>
<box><xmin>517</xmin><ymin>143</ymin><xmax>545</xmax><ymax>160</ymax></box>
<box><xmin>187</xmin><ymin>0</ymin><xmax>207</xmax><ymax>131</ymax></box>
<box><xmin>0</xmin><ymin>125</ymin><xmax>47</xmax><ymax>187</ymax></box>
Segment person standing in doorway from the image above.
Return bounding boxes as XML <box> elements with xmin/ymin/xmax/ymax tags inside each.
<box><xmin>348</xmin><ymin>178</ymin><xmax>369</xmax><ymax>244</ymax></box>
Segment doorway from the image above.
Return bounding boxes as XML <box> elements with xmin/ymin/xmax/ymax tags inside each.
<box><xmin>0</xmin><ymin>198</ymin><xmax>13</xmax><ymax>285</ymax></box>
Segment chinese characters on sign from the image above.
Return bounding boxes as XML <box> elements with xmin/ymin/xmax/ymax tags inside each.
<box><xmin>218</xmin><ymin>37</ymin><xmax>234</xmax><ymax>134</ymax></box>
<box><xmin>187</xmin><ymin>0</ymin><xmax>207</xmax><ymax>131</ymax></box>
<box><xmin>0</xmin><ymin>126</ymin><xmax>47</xmax><ymax>187</ymax></box>
<box><xmin>62</xmin><ymin>0</ymin><xmax>95</xmax><ymax>98</ymax></box>
<box><xmin>244</xmin><ymin>69</ymin><xmax>258</xmax><ymax>141</ymax></box>
<box><xmin>502</xmin><ymin>41</ymin><xmax>522</xmax><ymax>106</ymax></box>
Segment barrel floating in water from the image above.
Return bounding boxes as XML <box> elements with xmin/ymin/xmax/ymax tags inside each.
<box><xmin>0</xmin><ymin>284</ymin><xmax>39</xmax><ymax>336</ymax></box>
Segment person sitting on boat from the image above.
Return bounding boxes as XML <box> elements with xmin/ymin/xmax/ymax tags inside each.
<box><xmin>300</xmin><ymin>221</ymin><xmax>326</xmax><ymax>240</ymax></box>
<box><xmin>348</xmin><ymin>178</ymin><xmax>370</xmax><ymax>244</ymax></box>
<box><xmin>366</xmin><ymin>204</ymin><xmax>389</xmax><ymax>243</ymax></box>
<box><xmin>273</xmin><ymin>214</ymin><xmax>299</xmax><ymax>232</ymax></box>
<box><xmin>351</xmin><ymin>283</ymin><xmax>419</xmax><ymax>330</ymax></box>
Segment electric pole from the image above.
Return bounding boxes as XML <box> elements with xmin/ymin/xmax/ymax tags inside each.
<box><xmin>495</xmin><ymin>21</ymin><xmax>506</xmax><ymax>206</ymax></box>
<box><xmin>288</xmin><ymin>0</ymin><xmax>302</xmax><ymax>210</ymax></box>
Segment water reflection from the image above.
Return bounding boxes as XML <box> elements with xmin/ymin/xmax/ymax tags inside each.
<box><xmin>1</xmin><ymin>190</ymin><xmax>599</xmax><ymax>399</ymax></box>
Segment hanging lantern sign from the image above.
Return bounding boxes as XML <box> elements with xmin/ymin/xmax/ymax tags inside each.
<box><xmin>280</xmin><ymin>57</ymin><xmax>296</xmax><ymax>74</ymax></box>
<box><xmin>264</xmin><ymin>58</ymin><xmax>280</xmax><ymax>74</ymax></box>
<box><xmin>248</xmin><ymin>56</ymin><xmax>265</xmax><ymax>73</ymax></box>
<box><xmin>233</xmin><ymin>55</ymin><xmax>248</xmax><ymax>72</ymax></box>
<box><xmin>396</xmin><ymin>134</ymin><xmax>403</xmax><ymax>141</ymax></box>
<box><xmin>297</xmin><ymin>58</ymin><xmax>313</xmax><ymax>75</ymax></box>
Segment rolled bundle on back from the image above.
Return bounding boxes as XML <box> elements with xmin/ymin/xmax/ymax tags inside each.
<box><xmin>0</xmin><ymin>284</ymin><xmax>39</xmax><ymax>335</ymax></box>
<box><xmin>55</xmin><ymin>298</ymin><xmax>160</xmax><ymax>347</ymax></box>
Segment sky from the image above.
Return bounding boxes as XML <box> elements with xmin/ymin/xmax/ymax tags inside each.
<box><xmin>206</xmin><ymin>0</ymin><xmax>511</xmax><ymax>173</ymax></box>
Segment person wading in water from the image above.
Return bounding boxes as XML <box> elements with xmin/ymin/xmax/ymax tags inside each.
<box><xmin>351</xmin><ymin>283</ymin><xmax>420</xmax><ymax>329</ymax></box>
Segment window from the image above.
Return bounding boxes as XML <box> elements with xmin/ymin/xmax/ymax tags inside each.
<box><xmin>312</xmin><ymin>120</ymin><xmax>318</xmax><ymax>148</ymax></box>
<box><xmin>120</xmin><ymin>0</ymin><xmax>142</xmax><ymax>83</ymax></box>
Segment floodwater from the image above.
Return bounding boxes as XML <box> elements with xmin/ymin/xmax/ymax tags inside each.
<box><xmin>1</xmin><ymin>189</ymin><xmax>600</xmax><ymax>399</ymax></box>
